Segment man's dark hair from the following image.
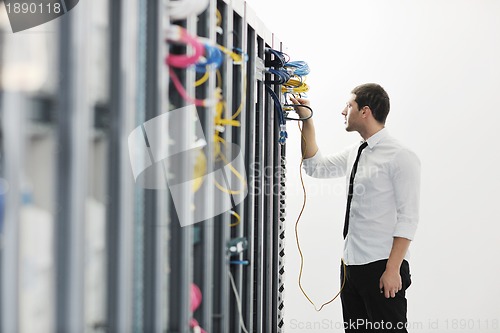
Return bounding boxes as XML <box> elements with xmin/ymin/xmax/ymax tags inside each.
<box><xmin>351</xmin><ymin>83</ymin><xmax>390</xmax><ymax>124</ymax></box>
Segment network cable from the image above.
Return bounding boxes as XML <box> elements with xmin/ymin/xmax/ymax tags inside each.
<box><xmin>212</xmin><ymin>45</ymin><xmax>248</xmax><ymax>197</ymax></box>
<box><xmin>264</xmin><ymin>48</ymin><xmax>346</xmax><ymax>310</ymax></box>
<box><xmin>166</xmin><ymin>25</ymin><xmax>223</xmax><ymax>107</ymax></box>
<box><xmin>264</xmin><ymin>47</ymin><xmax>312</xmax><ymax>144</ymax></box>
<box><xmin>282</xmin><ymin>76</ymin><xmax>309</xmax><ymax>95</ymax></box>
<box><xmin>284</xmin><ymin>60</ymin><xmax>310</xmax><ymax>76</ymax></box>
<box><xmin>266</xmin><ymin>68</ymin><xmax>291</xmax><ymax>85</ymax></box>
<box><xmin>295</xmin><ymin>122</ymin><xmax>346</xmax><ymax>312</ymax></box>
<box><xmin>283</xmin><ymin>103</ymin><xmax>313</xmax><ymax>121</ymax></box>
<box><xmin>166</xmin><ymin>25</ymin><xmax>205</xmax><ymax>68</ymax></box>
<box><xmin>265</xmin><ymin>47</ymin><xmax>289</xmax><ymax>68</ymax></box>
<box><xmin>265</xmin><ymin>85</ymin><xmax>287</xmax><ymax>144</ymax></box>
<box><xmin>195</xmin><ymin>43</ymin><xmax>224</xmax><ymax>73</ymax></box>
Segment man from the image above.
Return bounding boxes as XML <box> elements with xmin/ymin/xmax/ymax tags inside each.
<box><xmin>291</xmin><ymin>83</ymin><xmax>420</xmax><ymax>332</ymax></box>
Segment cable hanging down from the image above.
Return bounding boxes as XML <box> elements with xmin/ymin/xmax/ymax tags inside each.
<box><xmin>295</xmin><ymin>122</ymin><xmax>347</xmax><ymax>312</ymax></box>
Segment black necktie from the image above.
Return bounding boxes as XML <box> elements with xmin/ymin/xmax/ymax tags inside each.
<box><xmin>343</xmin><ymin>142</ymin><xmax>368</xmax><ymax>239</ymax></box>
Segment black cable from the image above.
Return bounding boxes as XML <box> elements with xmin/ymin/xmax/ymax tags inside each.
<box><xmin>265</xmin><ymin>68</ymin><xmax>290</xmax><ymax>85</ymax></box>
<box><xmin>265</xmin><ymin>47</ymin><xmax>289</xmax><ymax>68</ymax></box>
<box><xmin>265</xmin><ymin>85</ymin><xmax>288</xmax><ymax>144</ymax></box>
<box><xmin>283</xmin><ymin>103</ymin><xmax>313</xmax><ymax>121</ymax></box>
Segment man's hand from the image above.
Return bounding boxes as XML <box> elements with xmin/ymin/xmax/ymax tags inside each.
<box><xmin>379</xmin><ymin>267</ymin><xmax>402</xmax><ymax>298</ymax></box>
<box><xmin>289</xmin><ymin>96</ymin><xmax>318</xmax><ymax>158</ymax></box>
<box><xmin>289</xmin><ymin>96</ymin><xmax>312</xmax><ymax>120</ymax></box>
<box><xmin>380</xmin><ymin>237</ymin><xmax>411</xmax><ymax>298</ymax></box>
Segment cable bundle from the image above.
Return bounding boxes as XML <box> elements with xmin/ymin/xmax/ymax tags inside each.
<box><xmin>265</xmin><ymin>47</ymin><xmax>288</xmax><ymax>68</ymax></box>
<box><xmin>265</xmin><ymin>85</ymin><xmax>287</xmax><ymax>144</ymax></box>
<box><xmin>166</xmin><ymin>25</ymin><xmax>235</xmax><ymax>107</ymax></box>
<box><xmin>166</xmin><ymin>25</ymin><xmax>205</xmax><ymax>68</ymax></box>
<box><xmin>165</xmin><ymin>27</ymin><xmax>249</xmax><ymax>197</ymax></box>
<box><xmin>282</xmin><ymin>76</ymin><xmax>309</xmax><ymax>95</ymax></box>
<box><xmin>163</xmin><ymin>21</ymin><xmax>249</xmax><ymax>195</ymax></box>
<box><xmin>284</xmin><ymin>60</ymin><xmax>310</xmax><ymax>76</ymax></box>
<box><xmin>266</xmin><ymin>68</ymin><xmax>291</xmax><ymax>85</ymax></box>
<box><xmin>264</xmin><ymin>48</ymin><xmax>290</xmax><ymax>144</ymax></box>
<box><xmin>264</xmin><ymin>47</ymin><xmax>312</xmax><ymax>144</ymax></box>
<box><xmin>282</xmin><ymin>60</ymin><xmax>310</xmax><ymax>95</ymax></box>
<box><xmin>195</xmin><ymin>43</ymin><xmax>224</xmax><ymax>73</ymax></box>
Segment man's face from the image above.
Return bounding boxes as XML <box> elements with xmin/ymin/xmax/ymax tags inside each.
<box><xmin>342</xmin><ymin>94</ymin><xmax>361</xmax><ymax>132</ymax></box>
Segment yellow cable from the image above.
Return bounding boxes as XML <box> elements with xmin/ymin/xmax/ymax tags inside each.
<box><xmin>214</xmin><ymin>179</ymin><xmax>243</xmax><ymax>195</ymax></box>
<box><xmin>213</xmin><ymin>135</ymin><xmax>247</xmax><ymax>195</ymax></box>
<box><xmin>285</xmin><ymin>76</ymin><xmax>303</xmax><ymax>87</ymax></box>
<box><xmin>283</xmin><ymin>77</ymin><xmax>309</xmax><ymax>94</ymax></box>
<box><xmin>216</xmin><ymin>68</ymin><xmax>223</xmax><ymax>88</ymax></box>
<box><xmin>217</xmin><ymin>44</ymin><xmax>244</xmax><ymax>64</ymax></box>
<box><xmin>192</xmin><ymin>149</ymin><xmax>207</xmax><ymax>192</ymax></box>
<box><xmin>216</xmin><ymin>70</ymin><xmax>245</xmax><ymax>121</ymax></box>
<box><xmin>211</xmin><ymin>53</ymin><xmax>247</xmax><ymax>195</ymax></box>
<box><xmin>295</xmin><ymin>121</ymin><xmax>346</xmax><ymax>312</ymax></box>
<box><xmin>216</xmin><ymin>9</ymin><xmax>222</xmax><ymax>27</ymax></box>
<box><xmin>195</xmin><ymin>70</ymin><xmax>210</xmax><ymax>87</ymax></box>
<box><xmin>214</xmin><ymin>95</ymin><xmax>241</xmax><ymax>128</ymax></box>
<box><xmin>229</xmin><ymin>210</ymin><xmax>241</xmax><ymax>227</ymax></box>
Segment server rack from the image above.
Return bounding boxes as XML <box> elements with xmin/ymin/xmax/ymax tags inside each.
<box><xmin>0</xmin><ymin>0</ymin><xmax>293</xmax><ymax>332</ymax></box>
<box><xmin>164</xmin><ymin>1</ymin><xmax>289</xmax><ymax>332</ymax></box>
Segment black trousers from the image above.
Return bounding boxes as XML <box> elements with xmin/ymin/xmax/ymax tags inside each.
<box><xmin>340</xmin><ymin>259</ymin><xmax>411</xmax><ymax>332</ymax></box>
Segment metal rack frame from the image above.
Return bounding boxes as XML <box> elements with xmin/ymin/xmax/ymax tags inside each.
<box><xmin>0</xmin><ymin>0</ymin><xmax>288</xmax><ymax>332</ymax></box>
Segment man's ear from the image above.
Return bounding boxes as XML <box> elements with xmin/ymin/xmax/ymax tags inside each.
<box><xmin>361</xmin><ymin>106</ymin><xmax>372</xmax><ymax>119</ymax></box>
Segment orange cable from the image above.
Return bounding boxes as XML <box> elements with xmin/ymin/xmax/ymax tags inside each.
<box><xmin>295</xmin><ymin>121</ymin><xmax>347</xmax><ymax>312</ymax></box>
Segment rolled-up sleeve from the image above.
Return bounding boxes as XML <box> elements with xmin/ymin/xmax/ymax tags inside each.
<box><xmin>391</xmin><ymin>149</ymin><xmax>421</xmax><ymax>240</ymax></box>
<box><xmin>302</xmin><ymin>147</ymin><xmax>351</xmax><ymax>179</ymax></box>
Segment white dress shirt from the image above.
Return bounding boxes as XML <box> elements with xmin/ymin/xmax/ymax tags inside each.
<box><xmin>302</xmin><ymin>128</ymin><xmax>421</xmax><ymax>265</ymax></box>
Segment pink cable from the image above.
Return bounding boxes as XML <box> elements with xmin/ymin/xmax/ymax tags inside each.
<box><xmin>190</xmin><ymin>283</ymin><xmax>203</xmax><ymax>312</ymax></box>
<box><xmin>169</xmin><ymin>68</ymin><xmax>208</xmax><ymax>107</ymax></box>
<box><xmin>166</xmin><ymin>26</ymin><xmax>205</xmax><ymax>68</ymax></box>
<box><xmin>166</xmin><ymin>25</ymin><xmax>214</xmax><ymax>107</ymax></box>
<box><xmin>190</xmin><ymin>284</ymin><xmax>207</xmax><ymax>333</ymax></box>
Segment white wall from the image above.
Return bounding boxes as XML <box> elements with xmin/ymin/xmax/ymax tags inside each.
<box><xmin>246</xmin><ymin>0</ymin><xmax>500</xmax><ymax>331</ymax></box>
